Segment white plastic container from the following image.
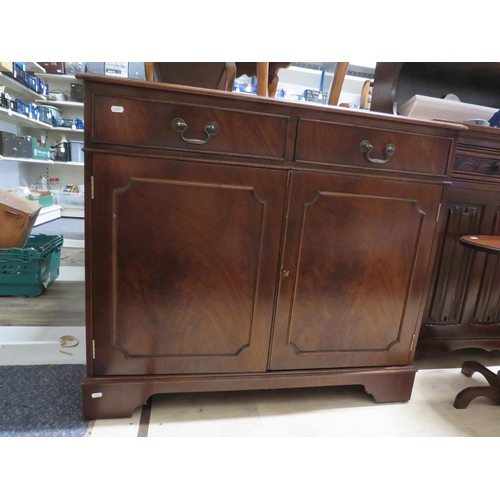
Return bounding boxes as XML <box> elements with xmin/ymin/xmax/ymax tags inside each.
<box><xmin>52</xmin><ymin>190</ymin><xmax>84</xmax><ymax>208</ymax></box>
<box><xmin>69</xmin><ymin>141</ymin><xmax>84</xmax><ymax>163</ymax></box>
<box><xmin>399</xmin><ymin>95</ymin><xmax>498</xmax><ymax>123</ymax></box>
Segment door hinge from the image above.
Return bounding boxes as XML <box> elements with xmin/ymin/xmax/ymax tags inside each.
<box><xmin>91</xmin><ymin>176</ymin><xmax>94</xmax><ymax>199</ymax></box>
<box><xmin>435</xmin><ymin>203</ymin><xmax>442</xmax><ymax>223</ymax></box>
<box><xmin>92</xmin><ymin>339</ymin><xmax>96</xmax><ymax>359</ymax></box>
<box><xmin>409</xmin><ymin>334</ymin><xmax>416</xmax><ymax>352</ymax></box>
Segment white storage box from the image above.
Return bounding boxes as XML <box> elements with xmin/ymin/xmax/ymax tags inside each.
<box><xmin>399</xmin><ymin>95</ymin><xmax>498</xmax><ymax>123</ymax></box>
<box><xmin>52</xmin><ymin>190</ymin><xmax>84</xmax><ymax>208</ymax></box>
<box><xmin>69</xmin><ymin>141</ymin><xmax>84</xmax><ymax>163</ymax></box>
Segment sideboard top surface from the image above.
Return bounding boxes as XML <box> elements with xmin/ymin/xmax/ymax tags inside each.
<box><xmin>77</xmin><ymin>73</ymin><xmax>468</xmax><ymax>134</ymax></box>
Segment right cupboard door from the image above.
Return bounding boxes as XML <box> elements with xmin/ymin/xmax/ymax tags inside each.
<box><xmin>269</xmin><ymin>170</ymin><xmax>442</xmax><ymax>370</ymax></box>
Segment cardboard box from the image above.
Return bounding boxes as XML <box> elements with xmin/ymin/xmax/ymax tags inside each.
<box><xmin>37</xmin><ymin>62</ymin><xmax>65</xmax><ymax>74</ymax></box>
<box><xmin>0</xmin><ymin>189</ymin><xmax>41</xmax><ymax>248</ymax></box>
<box><xmin>0</xmin><ymin>62</ymin><xmax>13</xmax><ymax>73</ymax></box>
<box><xmin>32</xmin><ymin>138</ymin><xmax>51</xmax><ymax>160</ymax></box>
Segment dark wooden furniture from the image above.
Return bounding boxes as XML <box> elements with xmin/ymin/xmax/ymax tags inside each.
<box><xmin>371</xmin><ymin>62</ymin><xmax>500</xmax><ymax>115</ymax></box>
<box><xmin>144</xmin><ymin>62</ymin><xmax>236</xmax><ymax>91</ymax></box>
<box><xmin>454</xmin><ymin>235</ymin><xmax>500</xmax><ymax>409</ymax></box>
<box><xmin>371</xmin><ymin>62</ymin><xmax>500</xmax><ymax>356</ymax></box>
<box><xmin>144</xmin><ymin>62</ymin><xmax>292</xmax><ymax>97</ymax></box>
<box><xmin>78</xmin><ymin>73</ymin><xmax>465</xmax><ymax>420</ymax></box>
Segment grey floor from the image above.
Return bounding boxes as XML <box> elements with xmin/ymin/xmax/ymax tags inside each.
<box><xmin>31</xmin><ymin>217</ymin><xmax>84</xmax><ymax>240</ymax></box>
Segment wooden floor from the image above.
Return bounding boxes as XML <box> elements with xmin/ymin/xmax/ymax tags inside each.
<box><xmin>0</xmin><ymin>247</ymin><xmax>85</xmax><ymax>327</ymax></box>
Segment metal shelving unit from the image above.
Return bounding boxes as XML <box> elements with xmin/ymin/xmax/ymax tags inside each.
<box><xmin>1</xmin><ymin>65</ymin><xmax>85</xmax><ymax>221</ymax></box>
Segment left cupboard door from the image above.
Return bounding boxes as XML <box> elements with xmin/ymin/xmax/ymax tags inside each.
<box><xmin>88</xmin><ymin>153</ymin><xmax>288</xmax><ymax>376</ymax></box>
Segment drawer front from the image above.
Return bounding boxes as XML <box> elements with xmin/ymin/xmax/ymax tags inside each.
<box><xmin>295</xmin><ymin>118</ymin><xmax>453</xmax><ymax>175</ymax></box>
<box><xmin>91</xmin><ymin>93</ymin><xmax>288</xmax><ymax>159</ymax></box>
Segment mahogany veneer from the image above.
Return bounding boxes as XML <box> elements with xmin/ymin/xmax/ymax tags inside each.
<box><xmin>370</xmin><ymin>62</ymin><xmax>500</xmax><ymax>356</ymax></box>
<box><xmin>79</xmin><ymin>74</ymin><xmax>465</xmax><ymax>420</ymax></box>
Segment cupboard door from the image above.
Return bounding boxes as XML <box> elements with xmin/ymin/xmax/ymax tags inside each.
<box><xmin>90</xmin><ymin>153</ymin><xmax>288</xmax><ymax>376</ymax></box>
<box><xmin>269</xmin><ymin>171</ymin><xmax>442</xmax><ymax>370</ymax></box>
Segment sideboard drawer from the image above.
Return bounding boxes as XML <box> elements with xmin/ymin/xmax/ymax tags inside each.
<box><xmin>295</xmin><ymin>118</ymin><xmax>453</xmax><ymax>176</ymax></box>
<box><xmin>91</xmin><ymin>93</ymin><xmax>288</xmax><ymax>159</ymax></box>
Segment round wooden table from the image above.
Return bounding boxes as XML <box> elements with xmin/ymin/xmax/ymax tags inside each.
<box><xmin>454</xmin><ymin>235</ymin><xmax>500</xmax><ymax>409</ymax></box>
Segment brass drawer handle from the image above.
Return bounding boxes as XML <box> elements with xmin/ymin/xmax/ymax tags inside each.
<box><xmin>359</xmin><ymin>140</ymin><xmax>396</xmax><ymax>164</ymax></box>
<box><xmin>172</xmin><ymin>118</ymin><xmax>218</xmax><ymax>145</ymax></box>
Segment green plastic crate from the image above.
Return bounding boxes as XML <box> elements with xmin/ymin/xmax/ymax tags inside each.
<box><xmin>0</xmin><ymin>234</ymin><xmax>64</xmax><ymax>297</ymax></box>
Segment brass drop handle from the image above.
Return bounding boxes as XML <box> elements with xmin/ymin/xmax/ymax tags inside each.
<box><xmin>172</xmin><ymin>118</ymin><xmax>218</xmax><ymax>145</ymax></box>
<box><xmin>359</xmin><ymin>140</ymin><xmax>396</xmax><ymax>164</ymax></box>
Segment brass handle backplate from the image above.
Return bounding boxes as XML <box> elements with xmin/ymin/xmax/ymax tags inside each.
<box><xmin>172</xmin><ymin>118</ymin><xmax>218</xmax><ymax>145</ymax></box>
<box><xmin>360</xmin><ymin>140</ymin><xmax>396</xmax><ymax>164</ymax></box>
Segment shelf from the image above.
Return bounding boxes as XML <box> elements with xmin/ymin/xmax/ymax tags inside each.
<box><xmin>0</xmin><ymin>155</ymin><xmax>83</xmax><ymax>167</ymax></box>
<box><xmin>0</xmin><ymin>155</ymin><xmax>49</xmax><ymax>164</ymax></box>
<box><xmin>0</xmin><ymin>72</ymin><xmax>47</xmax><ymax>101</ymax></box>
<box><xmin>34</xmin><ymin>73</ymin><xmax>76</xmax><ymax>82</ymax></box>
<box><xmin>35</xmin><ymin>100</ymin><xmax>83</xmax><ymax>108</ymax></box>
<box><xmin>0</xmin><ymin>106</ymin><xmax>84</xmax><ymax>132</ymax></box>
<box><xmin>0</xmin><ymin>106</ymin><xmax>53</xmax><ymax>129</ymax></box>
<box><xmin>61</xmin><ymin>207</ymin><xmax>84</xmax><ymax>218</ymax></box>
<box><xmin>53</xmin><ymin>161</ymin><xmax>84</xmax><ymax>167</ymax></box>
<box><xmin>26</xmin><ymin>63</ymin><xmax>45</xmax><ymax>73</ymax></box>
<box><xmin>52</xmin><ymin>127</ymin><xmax>83</xmax><ymax>133</ymax></box>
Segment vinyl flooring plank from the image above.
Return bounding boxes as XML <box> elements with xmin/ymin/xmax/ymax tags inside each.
<box><xmin>0</xmin><ymin>281</ymin><xmax>85</xmax><ymax>326</ymax></box>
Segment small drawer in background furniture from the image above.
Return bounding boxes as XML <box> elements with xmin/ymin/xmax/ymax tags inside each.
<box><xmin>295</xmin><ymin>118</ymin><xmax>454</xmax><ymax>176</ymax></box>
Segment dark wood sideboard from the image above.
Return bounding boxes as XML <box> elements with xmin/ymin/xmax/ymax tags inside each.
<box><xmin>371</xmin><ymin>62</ymin><xmax>500</xmax><ymax>355</ymax></box>
<box><xmin>78</xmin><ymin>73</ymin><xmax>465</xmax><ymax>420</ymax></box>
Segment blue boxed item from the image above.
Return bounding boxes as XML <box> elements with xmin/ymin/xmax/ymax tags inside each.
<box><xmin>25</xmin><ymin>72</ymin><xmax>38</xmax><ymax>91</ymax></box>
<box><xmin>29</xmin><ymin>103</ymin><xmax>39</xmax><ymax>121</ymax></box>
<box><xmin>0</xmin><ymin>234</ymin><xmax>63</xmax><ymax>297</ymax></box>
<box><xmin>15</xmin><ymin>98</ymin><xmax>29</xmax><ymax>117</ymax></box>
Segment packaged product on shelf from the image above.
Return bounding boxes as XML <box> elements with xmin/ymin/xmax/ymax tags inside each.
<box><xmin>0</xmin><ymin>131</ymin><xmax>32</xmax><ymax>158</ymax></box>
<box><xmin>70</xmin><ymin>83</ymin><xmax>84</xmax><ymax>102</ymax></box>
<box><xmin>0</xmin><ymin>90</ymin><xmax>9</xmax><ymax>109</ymax></box>
<box><xmin>49</xmin><ymin>178</ymin><xmax>61</xmax><ymax>191</ymax></box>
<box><xmin>65</xmin><ymin>62</ymin><xmax>86</xmax><ymax>75</ymax></box>
<box><xmin>28</xmin><ymin>189</ymin><xmax>53</xmax><ymax>208</ymax></box>
<box><xmin>31</xmin><ymin>136</ymin><xmax>51</xmax><ymax>160</ymax></box>
<box><xmin>37</xmin><ymin>62</ymin><xmax>65</xmax><ymax>74</ymax></box>
<box><xmin>36</xmin><ymin>105</ymin><xmax>61</xmax><ymax>126</ymax></box>
<box><xmin>69</xmin><ymin>140</ymin><xmax>84</xmax><ymax>162</ymax></box>
<box><xmin>51</xmin><ymin>133</ymin><xmax>69</xmax><ymax>162</ymax></box>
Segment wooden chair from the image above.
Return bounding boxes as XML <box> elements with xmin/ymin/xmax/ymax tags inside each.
<box><xmin>327</xmin><ymin>62</ymin><xmax>349</xmax><ymax>106</ymax></box>
<box><xmin>145</xmin><ymin>62</ymin><xmax>236</xmax><ymax>91</ymax></box>
<box><xmin>360</xmin><ymin>80</ymin><xmax>373</xmax><ymax>110</ymax></box>
<box><xmin>235</xmin><ymin>62</ymin><xmax>292</xmax><ymax>97</ymax></box>
<box><xmin>144</xmin><ymin>62</ymin><xmax>349</xmax><ymax>103</ymax></box>
<box><xmin>145</xmin><ymin>62</ymin><xmax>291</xmax><ymax>97</ymax></box>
